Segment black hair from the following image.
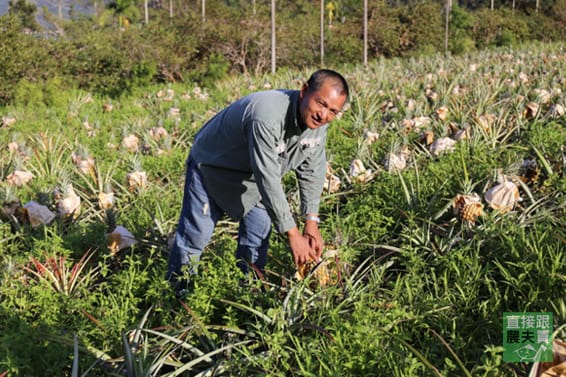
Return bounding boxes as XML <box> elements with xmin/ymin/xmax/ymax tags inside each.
<box><xmin>306</xmin><ymin>69</ymin><xmax>349</xmax><ymax>102</ymax></box>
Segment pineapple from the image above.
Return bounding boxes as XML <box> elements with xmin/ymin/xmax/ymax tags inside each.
<box><xmin>452</xmin><ymin>194</ymin><xmax>484</xmax><ymax>224</ymax></box>
<box><xmin>122</xmin><ymin>134</ymin><xmax>140</xmax><ymax>153</ymax></box>
<box><xmin>324</xmin><ymin>163</ymin><xmax>341</xmax><ymax>194</ymax></box>
<box><xmin>6</xmin><ymin>170</ymin><xmax>34</xmax><ymax>187</ymax></box>
<box><xmin>0</xmin><ymin>186</ymin><xmax>24</xmax><ymax>227</ymax></box>
<box><xmin>524</xmin><ymin>102</ymin><xmax>539</xmax><ymax>119</ymax></box>
<box><xmin>485</xmin><ymin>180</ymin><xmax>521</xmax><ymax>213</ymax></box>
<box><xmin>363</xmin><ymin>129</ymin><xmax>379</xmax><ymax>145</ymax></box>
<box><xmin>71</xmin><ymin>146</ymin><xmax>96</xmax><ymax>177</ymax></box>
<box><xmin>430</xmin><ymin>137</ymin><xmax>456</xmax><ymax>157</ymax></box>
<box><xmin>98</xmin><ymin>182</ymin><xmax>115</xmax><ymax>210</ymax></box>
<box><xmin>435</xmin><ymin>106</ymin><xmax>449</xmax><ymax>121</ymax></box>
<box><xmin>56</xmin><ymin>182</ymin><xmax>81</xmax><ymax>220</ymax></box>
<box><xmin>384</xmin><ymin>145</ymin><xmax>410</xmax><ymax>173</ymax></box>
<box><xmin>349</xmin><ymin>158</ymin><xmax>373</xmax><ymax>184</ymax></box>
<box><xmin>105</xmin><ymin>209</ymin><xmax>136</xmax><ymax>255</ymax></box>
<box><xmin>6</xmin><ymin>154</ymin><xmax>33</xmax><ymax>187</ymax></box>
<box><xmin>149</xmin><ymin>126</ymin><xmax>168</xmax><ymax>141</ymax></box>
<box><xmin>1</xmin><ymin>115</ymin><xmax>16</xmax><ymax>128</ymax></box>
<box><xmin>296</xmin><ymin>248</ymin><xmax>342</xmax><ymax>289</ymax></box>
<box><xmin>126</xmin><ymin>156</ymin><xmax>147</xmax><ymax>192</ymax></box>
<box><xmin>23</xmin><ymin>201</ymin><xmax>56</xmax><ymax>228</ymax></box>
<box><xmin>418</xmin><ymin>130</ymin><xmax>435</xmax><ymax>146</ymax></box>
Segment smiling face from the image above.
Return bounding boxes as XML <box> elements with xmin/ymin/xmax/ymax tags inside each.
<box><xmin>298</xmin><ymin>80</ymin><xmax>347</xmax><ymax>130</ymax></box>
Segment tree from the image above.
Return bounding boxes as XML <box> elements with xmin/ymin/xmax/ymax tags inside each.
<box><xmin>8</xmin><ymin>0</ymin><xmax>39</xmax><ymax>30</ymax></box>
<box><xmin>106</xmin><ymin>0</ymin><xmax>141</xmax><ymax>28</ymax></box>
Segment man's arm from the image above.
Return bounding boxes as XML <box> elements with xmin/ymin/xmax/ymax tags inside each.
<box><xmin>247</xmin><ymin>121</ymin><xmax>318</xmax><ymax>265</ymax></box>
<box><xmin>295</xmin><ymin>135</ymin><xmax>327</xmax><ymax>259</ymax></box>
<box><xmin>248</xmin><ymin>120</ymin><xmax>295</xmax><ymax>233</ymax></box>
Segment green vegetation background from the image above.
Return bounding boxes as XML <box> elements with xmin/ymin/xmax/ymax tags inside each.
<box><xmin>0</xmin><ymin>1</ymin><xmax>565</xmax><ymax>376</ymax></box>
<box><xmin>1</xmin><ymin>0</ymin><xmax>566</xmax><ymax>106</ymax></box>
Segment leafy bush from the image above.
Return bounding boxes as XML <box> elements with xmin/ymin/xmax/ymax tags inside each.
<box><xmin>0</xmin><ymin>15</ymin><xmax>60</xmax><ymax>105</ymax></box>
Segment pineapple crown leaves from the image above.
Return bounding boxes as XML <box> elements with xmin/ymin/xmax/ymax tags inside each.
<box><xmin>129</xmin><ymin>154</ymin><xmax>143</xmax><ymax>172</ymax></box>
<box><xmin>72</xmin><ymin>145</ymin><xmax>92</xmax><ymax>160</ymax></box>
<box><xmin>105</xmin><ymin>208</ymin><xmax>117</xmax><ymax>233</ymax></box>
<box><xmin>0</xmin><ymin>184</ymin><xmax>19</xmax><ymax>204</ymax></box>
<box><xmin>10</xmin><ymin>154</ymin><xmax>27</xmax><ymax>171</ymax></box>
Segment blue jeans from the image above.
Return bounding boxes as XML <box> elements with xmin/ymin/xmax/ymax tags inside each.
<box><xmin>166</xmin><ymin>158</ymin><xmax>272</xmax><ymax>288</ymax></box>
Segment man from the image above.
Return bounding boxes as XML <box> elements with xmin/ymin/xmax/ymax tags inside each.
<box><xmin>166</xmin><ymin>69</ymin><xmax>349</xmax><ymax>294</ymax></box>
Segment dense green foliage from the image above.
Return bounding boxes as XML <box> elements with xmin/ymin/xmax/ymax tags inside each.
<box><xmin>0</xmin><ymin>0</ymin><xmax>565</xmax><ymax>105</ymax></box>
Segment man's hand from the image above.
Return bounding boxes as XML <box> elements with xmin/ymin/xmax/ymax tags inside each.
<box><xmin>286</xmin><ymin>226</ymin><xmax>318</xmax><ymax>266</ymax></box>
<box><xmin>303</xmin><ymin>217</ymin><xmax>324</xmax><ymax>260</ymax></box>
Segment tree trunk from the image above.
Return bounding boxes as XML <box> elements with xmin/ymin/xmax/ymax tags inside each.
<box><xmin>320</xmin><ymin>0</ymin><xmax>324</xmax><ymax>67</ymax></box>
<box><xmin>144</xmin><ymin>0</ymin><xmax>149</xmax><ymax>24</ymax></box>
<box><xmin>202</xmin><ymin>0</ymin><xmax>206</xmax><ymax>22</ymax></box>
<box><xmin>271</xmin><ymin>0</ymin><xmax>276</xmax><ymax>73</ymax></box>
<box><xmin>444</xmin><ymin>0</ymin><xmax>451</xmax><ymax>56</ymax></box>
<box><xmin>169</xmin><ymin>0</ymin><xmax>173</xmax><ymax>24</ymax></box>
<box><xmin>363</xmin><ymin>0</ymin><xmax>368</xmax><ymax>66</ymax></box>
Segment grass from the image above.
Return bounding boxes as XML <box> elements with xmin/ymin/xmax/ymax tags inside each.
<box><xmin>0</xmin><ymin>41</ymin><xmax>565</xmax><ymax>376</ymax></box>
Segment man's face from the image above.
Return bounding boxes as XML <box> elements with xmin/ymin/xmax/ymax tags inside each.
<box><xmin>299</xmin><ymin>81</ymin><xmax>347</xmax><ymax>130</ymax></box>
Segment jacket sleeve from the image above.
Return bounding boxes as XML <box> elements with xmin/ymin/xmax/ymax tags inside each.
<box><xmin>295</xmin><ymin>132</ymin><xmax>327</xmax><ymax>216</ymax></box>
<box><xmin>248</xmin><ymin>120</ymin><xmax>296</xmax><ymax>233</ymax></box>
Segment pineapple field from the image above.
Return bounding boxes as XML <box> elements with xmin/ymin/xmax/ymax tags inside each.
<box><xmin>0</xmin><ymin>42</ymin><xmax>565</xmax><ymax>376</ymax></box>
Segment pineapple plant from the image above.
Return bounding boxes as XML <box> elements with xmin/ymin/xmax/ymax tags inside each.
<box><xmin>55</xmin><ymin>180</ymin><xmax>81</xmax><ymax>220</ymax></box>
<box><xmin>126</xmin><ymin>155</ymin><xmax>148</xmax><ymax>192</ymax></box>
<box><xmin>122</xmin><ymin>129</ymin><xmax>140</xmax><ymax>153</ymax></box>
<box><xmin>71</xmin><ymin>146</ymin><xmax>96</xmax><ymax>178</ymax></box>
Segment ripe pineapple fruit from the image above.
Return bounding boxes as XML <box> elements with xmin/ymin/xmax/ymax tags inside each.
<box><xmin>295</xmin><ymin>248</ymin><xmax>341</xmax><ymax>288</ymax></box>
<box><xmin>452</xmin><ymin>193</ymin><xmax>483</xmax><ymax>224</ymax></box>
<box><xmin>296</xmin><ymin>259</ymin><xmax>332</xmax><ymax>288</ymax></box>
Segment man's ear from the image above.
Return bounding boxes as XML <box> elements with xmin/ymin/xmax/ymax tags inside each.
<box><xmin>300</xmin><ymin>83</ymin><xmax>309</xmax><ymax>98</ymax></box>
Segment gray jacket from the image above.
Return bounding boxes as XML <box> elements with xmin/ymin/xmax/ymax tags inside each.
<box><xmin>189</xmin><ymin>89</ymin><xmax>327</xmax><ymax>233</ymax></box>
